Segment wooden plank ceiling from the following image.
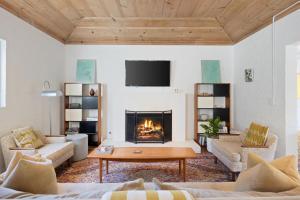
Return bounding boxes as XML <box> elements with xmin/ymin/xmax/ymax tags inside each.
<box><xmin>0</xmin><ymin>0</ymin><xmax>299</xmax><ymax>45</ymax></box>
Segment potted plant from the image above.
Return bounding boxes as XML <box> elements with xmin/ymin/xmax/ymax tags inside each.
<box><xmin>200</xmin><ymin>117</ymin><xmax>221</xmax><ymax>152</ymax></box>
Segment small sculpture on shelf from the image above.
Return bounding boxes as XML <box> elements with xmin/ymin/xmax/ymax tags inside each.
<box><xmin>89</xmin><ymin>88</ymin><xmax>95</xmax><ymax>96</ymax></box>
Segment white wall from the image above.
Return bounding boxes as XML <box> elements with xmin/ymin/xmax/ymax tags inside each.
<box><xmin>234</xmin><ymin>10</ymin><xmax>300</xmax><ymax>157</ymax></box>
<box><xmin>65</xmin><ymin>45</ymin><xmax>234</xmax><ymax>142</ymax></box>
<box><xmin>0</xmin><ymin>8</ymin><xmax>65</xmax><ymax>172</ymax></box>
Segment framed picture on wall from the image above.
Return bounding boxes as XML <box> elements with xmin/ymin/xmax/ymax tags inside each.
<box><xmin>245</xmin><ymin>68</ymin><xmax>254</xmax><ymax>82</ymax></box>
<box><xmin>76</xmin><ymin>59</ymin><xmax>96</xmax><ymax>83</ymax></box>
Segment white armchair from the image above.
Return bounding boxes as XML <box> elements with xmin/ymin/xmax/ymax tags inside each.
<box><xmin>0</xmin><ymin>133</ymin><xmax>74</xmax><ymax>169</ymax></box>
<box><xmin>211</xmin><ymin>132</ymin><xmax>278</xmax><ymax>180</ymax></box>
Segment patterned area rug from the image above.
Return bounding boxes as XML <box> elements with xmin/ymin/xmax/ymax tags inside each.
<box><xmin>57</xmin><ymin>151</ymin><xmax>232</xmax><ymax>183</ymax></box>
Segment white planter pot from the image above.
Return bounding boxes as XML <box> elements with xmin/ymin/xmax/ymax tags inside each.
<box><xmin>206</xmin><ymin>137</ymin><xmax>214</xmax><ymax>153</ymax></box>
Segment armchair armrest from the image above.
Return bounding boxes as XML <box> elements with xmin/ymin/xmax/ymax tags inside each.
<box><xmin>241</xmin><ymin>145</ymin><xmax>269</xmax><ymax>148</ymax></box>
<box><xmin>8</xmin><ymin>147</ymin><xmax>37</xmax><ymax>156</ymax></box>
<box><xmin>240</xmin><ymin>145</ymin><xmax>275</xmax><ymax>163</ymax></box>
<box><xmin>218</xmin><ymin>135</ymin><xmax>241</xmax><ymax>142</ymax></box>
<box><xmin>44</xmin><ymin>135</ymin><xmax>65</xmax><ymax>137</ymax></box>
<box><xmin>9</xmin><ymin>147</ymin><xmax>35</xmax><ymax>150</ymax></box>
<box><xmin>46</xmin><ymin>135</ymin><xmax>66</xmax><ymax>143</ymax></box>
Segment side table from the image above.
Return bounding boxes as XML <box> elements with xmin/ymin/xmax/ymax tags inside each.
<box><xmin>66</xmin><ymin>134</ymin><xmax>88</xmax><ymax>161</ymax></box>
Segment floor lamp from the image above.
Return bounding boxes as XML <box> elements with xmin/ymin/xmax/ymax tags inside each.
<box><xmin>41</xmin><ymin>80</ymin><xmax>63</xmax><ymax>136</ymax></box>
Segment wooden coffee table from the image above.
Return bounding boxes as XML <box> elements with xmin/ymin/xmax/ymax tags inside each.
<box><xmin>88</xmin><ymin>147</ymin><xmax>197</xmax><ymax>183</ymax></box>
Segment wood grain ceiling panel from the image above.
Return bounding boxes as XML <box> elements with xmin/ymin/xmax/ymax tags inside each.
<box><xmin>77</xmin><ymin>17</ymin><xmax>220</xmax><ymax>28</ymax></box>
<box><xmin>0</xmin><ymin>0</ymin><xmax>299</xmax><ymax>44</ymax></box>
<box><xmin>46</xmin><ymin>0</ymin><xmax>82</xmax><ymax>24</ymax></box>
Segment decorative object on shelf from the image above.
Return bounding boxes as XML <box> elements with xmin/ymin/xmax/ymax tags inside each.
<box><xmin>76</xmin><ymin>59</ymin><xmax>96</xmax><ymax>83</ymax></box>
<box><xmin>199</xmin><ymin>92</ymin><xmax>213</xmax><ymax>96</ymax></box>
<box><xmin>89</xmin><ymin>88</ymin><xmax>95</xmax><ymax>96</ymax></box>
<box><xmin>201</xmin><ymin>60</ymin><xmax>221</xmax><ymax>83</ymax></box>
<box><xmin>41</xmin><ymin>80</ymin><xmax>63</xmax><ymax>136</ymax></box>
<box><xmin>66</xmin><ymin>127</ymin><xmax>79</xmax><ymax>135</ymax></box>
<box><xmin>245</xmin><ymin>68</ymin><xmax>254</xmax><ymax>82</ymax></box>
<box><xmin>200</xmin><ymin>114</ymin><xmax>209</xmax><ymax>121</ymax></box>
<box><xmin>69</xmin><ymin>103</ymin><xmax>81</xmax><ymax>109</ymax></box>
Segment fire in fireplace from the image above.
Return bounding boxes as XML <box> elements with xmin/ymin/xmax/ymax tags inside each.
<box><xmin>125</xmin><ymin>110</ymin><xmax>172</xmax><ymax>143</ymax></box>
<box><xmin>137</xmin><ymin>119</ymin><xmax>163</xmax><ymax>140</ymax></box>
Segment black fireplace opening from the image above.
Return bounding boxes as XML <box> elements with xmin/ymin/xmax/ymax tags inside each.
<box><xmin>125</xmin><ymin>110</ymin><xmax>172</xmax><ymax>143</ymax></box>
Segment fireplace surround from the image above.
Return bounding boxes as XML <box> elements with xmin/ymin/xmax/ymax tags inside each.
<box><xmin>125</xmin><ymin>110</ymin><xmax>172</xmax><ymax>143</ymax></box>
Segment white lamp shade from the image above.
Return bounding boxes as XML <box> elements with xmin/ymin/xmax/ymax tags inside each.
<box><xmin>41</xmin><ymin>90</ymin><xmax>63</xmax><ymax>97</ymax></box>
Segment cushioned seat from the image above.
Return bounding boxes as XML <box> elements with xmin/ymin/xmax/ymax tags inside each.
<box><xmin>211</xmin><ymin>140</ymin><xmax>241</xmax><ymax>162</ymax></box>
<box><xmin>38</xmin><ymin>142</ymin><xmax>73</xmax><ymax>163</ymax></box>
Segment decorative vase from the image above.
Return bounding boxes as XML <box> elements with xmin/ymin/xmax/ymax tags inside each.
<box><xmin>89</xmin><ymin>89</ymin><xmax>95</xmax><ymax>96</ymax></box>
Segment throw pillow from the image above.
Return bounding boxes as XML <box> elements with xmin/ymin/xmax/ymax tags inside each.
<box><xmin>101</xmin><ymin>190</ymin><xmax>194</xmax><ymax>200</ymax></box>
<box><xmin>2</xmin><ymin>158</ymin><xmax>58</xmax><ymax>194</ymax></box>
<box><xmin>12</xmin><ymin>127</ymin><xmax>44</xmax><ymax>149</ymax></box>
<box><xmin>247</xmin><ymin>153</ymin><xmax>300</xmax><ymax>183</ymax></box>
<box><xmin>242</xmin><ymin>122</ymin><xmax>269</xmax><ymax>146</ymax></box>
<box><xmin>114</xmin><ymin>178</ymin><xmax>145</xmax><ymax>191</ymax></box>
<box><xmin>4</xmin><ymin>151</ymin><xmax>43</xmax><ymax>180</ymax></box>
<box><xmin>34</xmin><ymin>130</ymin><xmax>48</xmax><ymax>144</ymax></box>
<box><xmin>152</xmin><ymin>178</ymin><xmax>179</xmax><ymax>190</ymax></box>
<box><xmin>235</xmin><ymin>160</ymin><xmax>299</xmax><ymax>192</ymax></box>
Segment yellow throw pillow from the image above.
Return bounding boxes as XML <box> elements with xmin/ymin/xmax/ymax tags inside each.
<box><xmin>2</xmin><ymin>154</ymin><xmax>57</xmax><ymax>194</ymax></box>
<box><xmin>247</xmin><ymin>153</ymin><xmax>300</xmax><ymax>183</ymax></box>
<box><xmin>235</xmin><ymin>161</ymin><xmax>299</xmax><ymax>192</ymax></box>
<box><xmin>242</xmin><ymin>122</ymin><xmax>269</xmax><ymax>146</ymax></box>
<box><xmin>152</xmin><ymin>178</ymin><xmax>179</xmax><ymax>190</ymax></box>
<box><xmin>114</xmin><ymin>178</ymin><xmax>145</xmax><ymax>191</ymax></box>
<box><xmin>101</xmin><ymin>190</ymin><xmax>194</xmax><ymax>200</ymax></box>
<box><xmin>13</xmin><ymin>128</ymin><xmax>44</xmax><ymax>149</ymax></box>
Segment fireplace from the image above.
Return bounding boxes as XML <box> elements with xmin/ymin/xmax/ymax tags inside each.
<box><xmin>125</xmin><ymin>110</ymin><xmax>172</xmax><ymax>143</ymax></box>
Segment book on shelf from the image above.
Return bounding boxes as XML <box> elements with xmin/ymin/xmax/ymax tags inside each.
<box><xmin>96</xmin><ymin>145</ymin><xmax>114</xmax><ymax>154</ymax></box>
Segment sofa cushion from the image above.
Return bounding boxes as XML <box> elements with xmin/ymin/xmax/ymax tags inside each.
<box><xmin>12</xmin><ymin>127</ymin><xmax>44</xmax><ymax>149</ymax></box>
<box><xmin>235</xmin><ymin>161</ymin><xmax>299</xmax><ymax>192</ymax></box>
<box><xmin>101</xmin><ymin>190</ymin><xmax>194</xmax><ymax>200</ymax></box>
<box><xmin>37</xmin><ymin>142</ymin><xmax>73</xmax><ymax>162</ymax></box>
<box><xmin>4</xmin><ymin>152</ymin><xmax>43</xmax><ymax>180</ymax></box>
<box><xmin>114</xmin><ymin>178</ymin><xmax>145</xmax><ymax>191</ymax></box>
<box><xmin>247</xmin><ymin>153</ymin><xmax>300</xmax><ymax>184</ymax></box>
<box><xmin>2</xmin><ymin>153</ymin><xmax>58</xmax><ymax>194</ymax></box>
<box><xmin>242</xmin><ymin>123</ymin><xmax>269</xmax><ymax>147</ymax></box>
<box><xmin>212</xmin><ymin>140</ymin><xmax>241</xmax><ymax>162</ymax></box>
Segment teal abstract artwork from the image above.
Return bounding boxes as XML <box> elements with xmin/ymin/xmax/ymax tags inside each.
<box><xmin>201</xmin><ymin>60</ymin><xmax>221</xmax><ymax>83</ymax></box>
<box><xmin>76</xmin><ymin>60</ymin><xmax>96</xmax><ymax>83</ymax></box>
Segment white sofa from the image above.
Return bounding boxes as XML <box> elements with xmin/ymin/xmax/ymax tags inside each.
<box><xmin>1</xmin><ymin>182</ymin><xmax>300</xmax><ymax>199</ymax></box>
<box><xmin>0</xmin><ymin>133</ymin><xmax>74</xmax><ymax>169</ymax></box>
<box><xmin>211</xmin><ymin>132</ymin><xmax>278</xmax><ymax>180</ymax></box>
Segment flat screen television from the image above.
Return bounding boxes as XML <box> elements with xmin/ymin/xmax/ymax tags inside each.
<box><xmin>125</xmin><ymin>60</ymin><xmax>170</xmax><ymax>86</ymax></box>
